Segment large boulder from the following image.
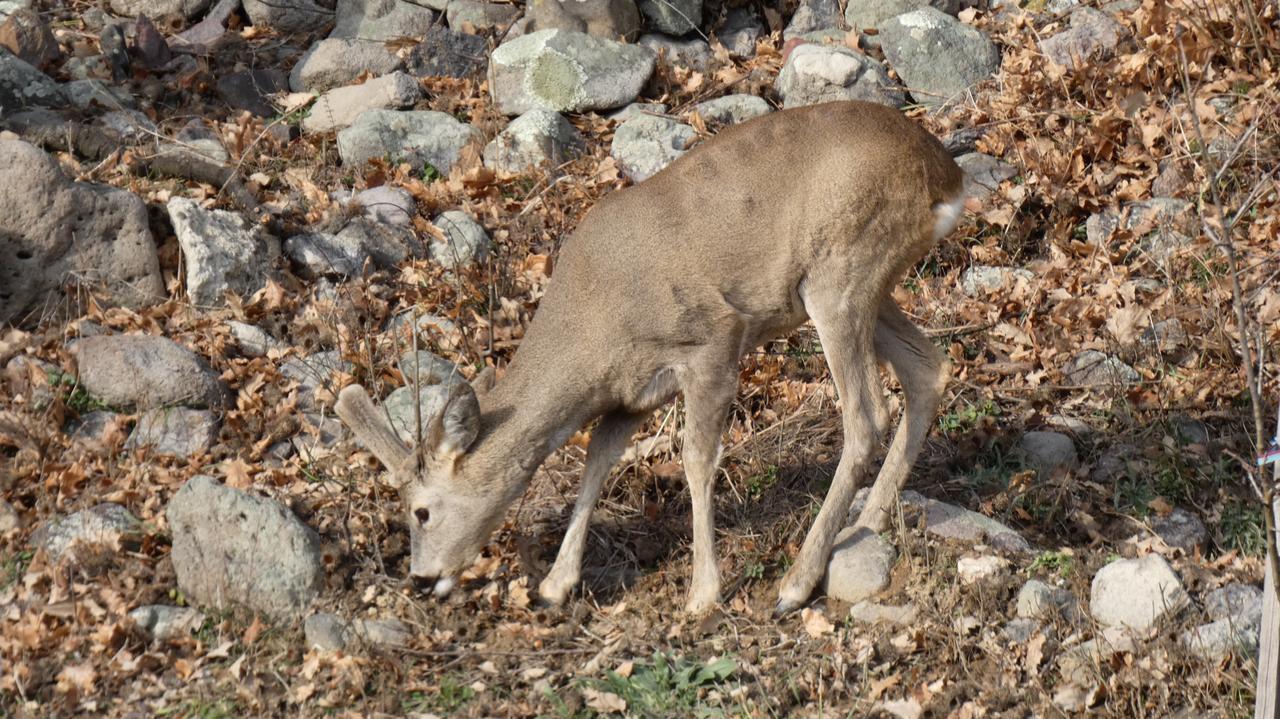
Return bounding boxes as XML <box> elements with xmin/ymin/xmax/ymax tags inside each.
<box><xmin>0</xmin><ymin>140</ymin><xmax>162</xmax><ymax>324</ymax></box>
<box><xmin>70</xmin><ymin>334</ymin><xmax>231</xmax><ymax>409</ymax></box>
<box><xmin>337</xmin><ymin>109</ymin><xmax>480</xmax><ymax>173</ymax></box>
<box><xmin>488</xmin><ymin>29</ymin><xmax>655</xmax><ymax>115</ymax></box>
<box><xmin>289</xmin><ymin>38</ymin><xmax>402</xmax><ymax>93</ymax></box>
<box><xmin>168</xmin><ymin>197</ymin><xmax>281</xmax><ymax>307</ymax></box>
<box><xmin>774</xmin><ymin>43</ymin><xmax>904</xmax><ymax>108</ymax></box>
<box><xmin>879</xmin><ymin>8</ymin><xmax>1000</xmax><ymax>106</ymax></box>
<box><xmin>166</xmin><ymin>475</ymin><xmax>324</xmax><ymax>620</ymax></box>
<box><xmin>525</xmin><ymin>0</ymin><xmax>640</xmax><ymax>41</ymax></box>
<box><xmin>609</xmin><ymin>114</ymin><xmax>694</xmax><ymax>182</ymax></box>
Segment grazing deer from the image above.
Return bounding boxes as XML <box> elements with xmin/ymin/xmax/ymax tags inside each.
<box><xmin>335</xmin><ymin>101</ymin><xmax>964</xmax><ymax>614</ymax></box>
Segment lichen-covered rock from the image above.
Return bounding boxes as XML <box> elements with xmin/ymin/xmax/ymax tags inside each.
<box><xmin>879</xmin><ymin>8</ymin><xmax>1000</xmax><ymax>106</ymax></box>
<box><xmin>168</xmin><ymin>197</ymin><xmax>280</xmax><ymax>307</ymax></box>
<box><xmin>70</xmin><ymin>334</ymin><xmax>231</xmax><ymax>409</ymax></box>
<box><xmin>483</xmin><ymin>109</ymin><xmax>585</xmax><ymax>173</ymax></box>
<box><xmin>0</xmin><ymin>47</ymin><xmax>66</xmax><ymax>109</ymax></box>
<box><xmin>774</xmin><ymin>43</ymin><xmax>904</xmax><ymax>108</ymax></box>
<box><xmin>488</xmin><ymin>29</ymin><xmax>655</xmax><ymax>115</ymax></box>
<box><xmin>337</xmin><ymin>109</ymin><xmax>480</xmax><ymax>173</ymax></box>
<box><xmin>609</xmin><ymin>114</ymin><xmax>695</xmax><ymax>182</ymax></box>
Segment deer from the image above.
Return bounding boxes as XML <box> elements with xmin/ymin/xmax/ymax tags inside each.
<box><xmin>334</xmin><ymin>100</ymin><xmax>964</xmax><ymax>615</ymax></box>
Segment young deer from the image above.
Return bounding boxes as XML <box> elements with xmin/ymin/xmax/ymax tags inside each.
<box><xmin>335</xmin><ymin>101</ymin><xmax>964</xmax><ymax>614</ymax></box>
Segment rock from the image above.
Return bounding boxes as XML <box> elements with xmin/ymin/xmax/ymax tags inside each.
<box><xmin>163</xmin><ymin>118</ymin><xmax>229</xmax><ymax>164</ymax></box>
<box><xmin>281</xmin><ymin>350</ymin><xmax>352</xmax><ymax>409</ymax></box>
<box><xmin>216</xmin><ymin>69</ymin><xmax>290</xmax><ymax>117</ymax></box>
<box><xmin>610</xmin><ymin>114</ymin><xmax>695</xmax><ymax>182</ymax></box>
<box><xmin>331</xmin><ymin>0</ymin><xmax>439</xmax><ymax>40</ymax></box>
<box><xmin>5</xmin><ymin>354</ymin><xmax>56</xmax><ymax>408</ymax></box>
<box><xmin>303</xmin><ymin>72</ymin><xmax>421</xmax><ymax>133</ymax></box>
<box><xmin>289</xmin><ymin>39</ymin><xmax>402</xmax><ymax>93</ymax></box>
<box><xmin>823</xmin><ymin>527</ymin><xmax>896</xmax><ymax>603</ymax></box>
<box><xmin>227</xmin><ymin>321</ymin><xmax>286</xmax><ymax>357</ymax></box>
<box><xmin>293</xmin><ymin>412</ymin><xmax>345</xmax><ymax>461</ymax></box>
<box><xmin>166</xmin><ymin>475</ymin><xmax>324</xmax><ymax>619</ymax></box>
<box><xmin>716</xmin><ymin>7</ymin><xmax>760</xmax><ymax>58</ymax></box>
<box><xmin>305</xmin><ymin>613</ymin><xmax>350</xmax><ymax>650</ymax></box>
<box><xmin>638</xmin><ymin>33</ymin><xmax>711</xmax><ymax>70</ymax></box>
<box><xmin>65</xmin><ymin>78</ymin><xmax>136</xmax><ymax>110</ymax></box>
<box><xmin>168</xmin><ymin>197</ymin><xmax>281</xmax><ymax>307</ymax></box>
<box><xmin>1139</xmin><ymin>318</ymin><xmax>1188</xmax><ymax>354</ymax></box>
<box><xmin>1148</xmin><ymin>508</ymin><xmax>1207</xmax><ymax>553</ymax></box>
<box><xmin>98</xmin><ymin>23</ymin><xmax>129</xmax><ymax>80</ymax></box>
<box><xmin>0</xmin><ymin>139</ymin><xmax>162</xmax><ymax>323</ymax></box>
<box><xmin>488</xmin><ymin>29</ymin><xmax>656</xmax><ymax>115</ymax></box>
<box><xmin>110</xmin><ymin>0</ymin><xmax>209</xmax><ymax>19</ymax></box>
<box><xmin>396</xmin><ymin>350</ymin><xmax>462</xmax><ymax>386</ymax></box>
<box><xmin>879</xmin><ymin>8</ymin><xmax>1000</xmax><ymax>106</ymax></box>
<box><xmin>526</xmin><ymin>0</ymin><xmax>640</xmax><ymax>41</ymax></box>
<box><xmin>337</xmin><ymin>109</ymin><xmax>480</xmax><ymax>173</ymax></box>
<box><xmin>691</xmin><ymin>94</ymin><xmax>771</xmax><ymax>126</ymax></box>
<box><xmin>68</xmin><ymin>410</ymin><xmax>126</xmax><ymax>447</ymax></box>
<box><xmin>784</xmin><ymin>0</ymin><xmax>844</xmax><ymax>38</ymax></box>
<box><xmin>897</xmin><ymin>490</ymin><xmax>1031</xmax><ymax>552</ymax></box>
<box><xmin>958</xmin><ymin>265</ymin><xmax>1032</xmax><ymax>296</ymax></box>
<box><xmin>606</xmin><ymin>101</ymin><xmax>667</xmax><ymax>122</ymax></box>
<box><xmin>100</xmin><ymin>110</ymin><xmax>159</xmax><ymax>142</ymax></box>
<box><xmin>0</xmin><ymin>499</ymin><xmax>18</xmax><ymax>534</ymax></box>
<box><xmin>845</xmin><ymin>0</ymin><xmax>958</xmax><ymax>31</ymax></box>
<box><xmin>446</xmin><ymin>0</ymin><xmax>521</xmax><ymax>30</ymax></box>
<box><xmin>636</xmin><ymin>0</ymin><xmax>698</xmax><ymax>34</ymax></box>
<box><xmin>132</xmin><ymin>15</ymin><xmax>171</xmax><ymax>68</ymax></box>
<box><xmin>1016</xmin><ymin>579</ymin><xmax>1075</xmax><ymax>619</ymax></box>
<box><xmin>70</xmin><ymin>334</ymin><xmax>230</xmax><ymax>410</ymax></box>
<box><xmin>383</xmin><ymin>383</ymin><xmax>453</xmax><ymax>443</ymax></box>
<box><xmin>848</xmin><ymin>601</ymin><xmax>917</xmax><ymax>625</ymax></box>
<box><xmin>1206</xmin><ymin>583</ymin><xmax>1263</xmax><ymax>626</ymax></box>
<box><xmin>1002</xmin><ymin>617</ymin><xmax>1042</xmax><ymax>643</ymax></box>
<box><xmin>284</xmin><ymin>229</ymin><xmax>371</xmax><ymax>278</ymax></box>
<box><xmin>129</xmin><ymin>605</ymin><xmax>206</xmax><ymax>641</ymax></box>
<box><xmin>1151</xmin><ymin>161</ymin><xmax>1189</xmax><ymax>198</ymax></box>
<box><xmin>350</xmin><ymin>617</ymin><xmax>413</xmax><ymax>646</ymax></box>
<box><xmin>32</xmin><ymin>503</ymin><xmax>140</xmax><ymax>561</ymax></box>
<box><xmin>957</xmin><ymin>555</ymin><xmax>1008</xmax><ymax>583</ymax></box>
<box><xmin>0</xmin><ymin>8</ymin><xmax>60</xmax><ymax>67</ymax></box>
<box><xmin>774</xmin><ymin>43</ymin><xmax>904</xmax><ymax>108</ymax></box>
<box><xmin>243</xmin><ymin>0</ymin><xmax>335</xmax><ymax>34</ymax></box>
<box><xmin>126</xmin><ymin>407</ymin><xmax>219</xmax><ymax>457</ymax></box>
<box><xmin>1057</xmin><ymin>626</ymin><xmax>1136</xmax><ymax>685</ymax></box>
<box><xmin>404</xmin><ymin>26</ymin><xmax>488</xmax><ymax>78</ymax></box>
<box><xmin>1089</xmin><ymin>554</ymin><xmax>1189</xmax><ymax>631</ymax></box>
<box><xmin>1180</xmin><ymin>619</ymin><xmax>1259</xmax><ymax>659</ymax></box>
<box><xmin>1039</xmin><ymin>7</ymin><xmax>1125</xmax><ymax>69</ymax></box>
<box><xmin>351</xmin><ymin>185</ymin><xmax>417</xmax><ymax>226</ymax></box>
<box><xmin>1062</xmin><ymin>349</ymin><xmax>1139</xmax><ymax>386</ymax></box>
<box><xmin>1085</xmin><ymin>199</ymin><xmax>1193</xmax><ymax>264</ymax></box>
<box><xmin>386</xmin><ymin>311</ymin><xmax>458</xmax><ymax>344</ymax></box>
<box><xmin>1018</xmin><ymin>431</ymin><xmax>1078</xmax><ymax>477</ymax></box>
<box><xmin>955</xmin><ymin>152</ymin><xmax>1016</xmax><ymax>199</ymax></box>
<box><xmin>483</xmin><ymin>109</ymin><xmax>585</xmax><ymax>173</ymax></box>
<box><xmin>430</xmin><ymin>210</ymin><xmax>490</xmax><ymax>269</ymax></box>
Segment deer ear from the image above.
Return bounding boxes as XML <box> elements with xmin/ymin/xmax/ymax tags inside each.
<box><xmin>335</xmin><ymin>384</ymin><xmax>414</xmax><ymax>480</ymax></box>
<box><xmin>427</xmin><ymin>380</ymin><xmax>480</xmax><ymax>460</ymax></box>
<box><xmin>471</xmin><ymin>365</ymin><xmax>496</xmax><ymax>399</ymax></box>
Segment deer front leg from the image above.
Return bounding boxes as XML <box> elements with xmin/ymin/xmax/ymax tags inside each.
<box><xmin>680</xmin><ymin>374</ymin><xmax>736</xmax><ymax>615</ymax></box>
<box><xmin>538</xmin><ymin>411</ymin><xmax>645</xmax><ymax>606</ymax></box>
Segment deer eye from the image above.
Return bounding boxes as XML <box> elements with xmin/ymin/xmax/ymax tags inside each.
<box><xmin>414</xmin><ymin>507</ymin><xmax>430</xmax><ymax>525</ymax></box>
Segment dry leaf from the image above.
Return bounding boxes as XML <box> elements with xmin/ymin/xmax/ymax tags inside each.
<box><xmin>801</xmin><ymin>607</ymin><xmax>835</xmax><ymax>637</ymax></box>
<box><xmin>582</xmin><ymin>687</ymin><xmax>627</xmax><ymax>714</ymax></box>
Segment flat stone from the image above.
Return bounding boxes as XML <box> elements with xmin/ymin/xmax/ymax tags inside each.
<box><xmin>897</xmin><ymin>490</ymin><xmax>1032</xmax><ymax>553</ymax></box>
<box><xmin>609</xmin><ymin>114</ymin><xmax>695</xmax><ymax>183</ymax></box>
<box><xmin>774</xmin><ymin>43</ymin><xmax>904</xmax><ymax>108</ymax></box>
<box><xmin>1089</xmin><ymin>554</ymin><xmax>1189</xmax><ymax>631</ymax></box>
<box><xmin>129</xmin><ymin>605</ymin><xmax>206</xmax><ymax>641</ymax></box>
<box><xmin>303</xmin><ymin>72</ymin><xmax>422</xmax><ymax>133</ymax></box>
<box><xmin>823</xmin><ymin>526</ymin><xmax>896</xmax><ymax>603</ymax></box>
<box><xmin>488</xmin><ymin>29</ymin><xmax>656</xmax><ymax>115</ymax></box>
<box><xmin>168</xmin><ymin>197</ymin><xmax>281</xmax><ymax>307</ymax></box>
<box><xmin>126</xmin><ymin>407</ymin><xmax>219</xmax><ymax>457</ymax></box>
<box><xmin>289</xmin><ymin>38</ymin><xmax>403</xmax><ymax>93</ymax></box>
<box><xmin>848</xmin><ymin>600</ymin><xmax>916</xmax><ymax>625</ymax></box>
<box><xmin>337</xmin><ymin>109</ymin><xmax>480</xmax><ymax>174</ymax></box>
<box><xmin>70</xmin><ymin>334</ymin><xmax>230</xmax><ymax>410</ymax></box>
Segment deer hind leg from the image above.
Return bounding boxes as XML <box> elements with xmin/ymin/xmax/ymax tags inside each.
<box><xmin>776</xmin><ymin>289</ymin><xmax>885</xmax><ymax>614</ymax></box>
<box><xmin>855</xmin><ymin>301</ymin><xmax>950</xmax><ymax>534</ymax></box>
<box><xmin>538</xmin><ymin>410</ymin><xmax>647</xmax><ymax>606</ymax></box>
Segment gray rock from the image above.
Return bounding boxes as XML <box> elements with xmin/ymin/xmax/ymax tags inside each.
<box><xmin>33</xmin><ymin>503</ymin><xmax>140</xmax><ymax>561</ymax></box>
<box><xmin>958</xmin><ymin>265</ymin><xmax>1032</xmax><ymax>296</ymax></box>
<box><xmin>823</xmin><ymin>526</ymin><xmax>895</xmax><ymax>603</ymax></box>
<box><xmin>161</xmin><ymin>119</ymin><xmax>229</xmax><ymax>165</ymax></box>
<box><xmin>109</xmin><ymin>0</ymin><xmax>209</xmax><ymax>19</ymax></box>
<box><xmin>638</xmin><ymin>33</ymin><xmax>711</xmax><ymax>70</ymax></box>
<box><xmin>483</xmin><ymin>109</ymin><xmax>585</xmax><ymax>173</ymax></box>
<box><xmin>166</xmin><ymin>475</ymin><xmax>323</xmax><ymax>619</ymax></box>
<box><xmin>285</xmin><ymin>230</ymin><xmax>371</xmax><ymax>278</ymax></box>
<box><xmin>405</xmin><ymin>25</ymin><xmax>489</xmax><ymax>79</ymax></box>
<box><xmin>716</xmin><ymin>7</ymin><xmax>760</xmax><ymax>58</ymax></box>
<box><xmin>168</xmin><ymin>197</ymin><xmax>281</xmax><ymax>307</ymax></box>
<box><xmin>1089</xmin><ymin>554</ymin><xmax>1189</xmax><ymax>631</ymax></box>
<box><xmin>281</xmin><ymin>350</ymin><xmax>353</xmax><ymax>409</ymax></box>
<box><xmin>99</xmin><ymin>110</ymin><xmax>159</xmax><ymax>142</ymax></box>
<box><xmin>605</xmin><ymin>101</ymin><xmax>667</xmax><ymax>122</ymax></box>
<box><xmin>396</xmin><ymin>349</ymin><xmax>462</xmax><ymax>386</ymax></box>
<box><xmin>1062</xmin><ymin>349</ymin><xmax>1139</xmax><ymax>386</ymax></box>
<box><xmin>1149</xmin><ymin>508</ymin><xmax>1207</xmax><ymax>553</ymax></box>
<box><xmin>1002</xmin><ymin>617</ymin><xmax>1042</xmax><ymax>643</ymax></box>
<box><xmin>957</xmin><ymin>555</ymin><xmax>1008</xmax><ymax>583</ymax></box>
<box><xmin>1039</xmin><ymin>7</ymin><xmax>1125</xmax><ymax>69</ymax></box>
<box><xmin>525</xmin><ymin>0</ymin><xmax>640</xmax><ymax>41</ymax></box>
<box><xmin>1180</xmin><ymin>619</ymin><xmax>1259</xmax><ymax>659</ymax></box>
<box><xmin>446</xmin><ymin>0</ymin><xmax>521</xmax><ymax>29</ymax></box>
<box><xmin>70</xmin><ymin>334</ymin><xmax>230</xmax><ymax>410</ymax></box>
<box><xmin>68</xmin><ymin>410</ymin><xmax>125</xmax><ymax>446</ymax></box>
<box><xmin>243</xmin><ymin>0</ymin><xmax>335</xmax><ymax>34</ymax></box>
<box><xmin>352</xmin><ymin>185</ymin><xmax>416</xmax><ymax>226</ymax></box>
<box><xmin>610</xmin><ymin>114</ymin><xmax>694</xmax><ymax>182</ymax></box>
<box><xmin>0</xmin><ymin>139</ymin><xmax>162</xmax><ymax>324</ymax></box>
<box><xmin>331</xmin><ymin>0</ymin><xmax>439</xmax><ymax>40</ymax></box>
<box><xmin>386</xmin><ymin>311</ymin><xmax>458</xmax><ymax>344</ymax></box>
<box><xmin>774</xmin><ymin>43</ymin><xmax>904</xmax><ymax>108</ymax></box>
<box><xmin>848</xmin><ymin>600</ymin><xmax>916</xmax><ymax>625</ymax></box>
<box><xmin>337</xmin><ymin>109</ymin><xmax>480</xmax><ymax>174</ymax></box>
<box><xmin>351</xmin><ymin>617</ymin><xmax>413</xmax><ymax>646</ymax></box>
<box><xmin>784</xmin><ymin>0</ymin><xmax>844</xmax><ymax>38</ymax></box>
<box><xmin>227</xmin><ymin>321</ymin><xmax>286</xmax><ymax>357</ymax></box>
<box><xmin>64</xmin><ymin>78</ymin><xmax>136</xmax><ymax>110</ymax></box>
<box><xmin>636</xmin><ymin>0</ymin><xmax>698</xmax><ymax>35</ymax></box>
<box><xmin>1018</xmin><ymin>431</ymin><xmax>1078</xmax><ymax>477</ymax></box>
<box><xmin>955</xmin><ymin>152</ymin><xmax>1017</xmax><ymax>199</ymax></box>
<box><xmin>0</xmin><ymin>47</ymin><xmax>66</xmax><ymax>110</ymax></box>
<box><xmin>845</xmin><ymin>0</ymin><xmax>958</xmax><ymax>31</ymax></box>
<box><xmin>896</xmin><ymin>489</ymin><xmax>1032</xmax><ymax>552</ymax></box>
<box><xmin>1205</xmin><ymin>583</ymin><xmax>1263</xmax><ymax>626</ymax></box>
<box><xmin>5</xmin><ymin>352</ymin><xmax>57</xmax><ymax>409</ymax></box>
<box><xmin>1086</xmin><ymin>198</ymin><xmax>1194</xmax><ymax>269</ymax></box>
<box><xmin>292</xmin><ymin>412</ymin><xmax>345</xmax><ymax>461</ymax></box>
<box><xmin>879</xmin><ymin>8</ymin><xmax>1000</xmax><ymax>106</ymax></box>
<box><xmin>289</xmin><ymin>39</ymin><xmax>402</xmax><ymax>93</ymax></box>
<box><xmin>488</xmin><ymin>29</ymin><xmax>656</xmax><ymax>115</ymax></box>
<box><xmin>305</xmin><ymin>612</ymin><xmax>350</xmax><ymax>650</ymax></box>
<box><xmin>129</xmin><ymin>605</ymin><xmax>206</xmax><ymax>641</ymax></box>
<box><xmin>430</xmin><ymin>210</ymin><xmax>490</xmax><ymax>269</ymax></box>
<box><xmin>0</xmin><ymin>8</ymin><xmax>60</xmax><ymax>67</ymax></box>
<box><xmin>1016</xmin><ymin>579</ymin><xmax>1076</xmax><ymax>619</ymax></box>
<box><xmin>691</xmin><ymin>94</ymin><xmax>771</xmax><ymax>126</ymax></box>
<box><xmin>216</xmin><ymin>69</ymin><xmax>290</xmax><ymax>117</ymax></box>
<box><xmin>1139</xmin><ymin>318</ymin><xmax>1188</xmax><ymax>354</ymax></box>
<box><xmin>303</xmin><ymin>72</ymin><xmax>421</xmax><ymax>133</ymax></box>
<box><xmin>0</xmin><ymin>499</ymin><xmax>18</xmax><ymax>534</ymax></box>
<box><xmin>126</xmin><ymin>407</ymin><xmax>219</xmax><ymax>457</ymax></box>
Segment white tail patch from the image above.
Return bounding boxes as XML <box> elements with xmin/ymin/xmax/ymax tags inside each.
<box><xmin>931</xmin><ymin>194</ymin><xmax>965</xmax><ymax>242</ymax></box>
